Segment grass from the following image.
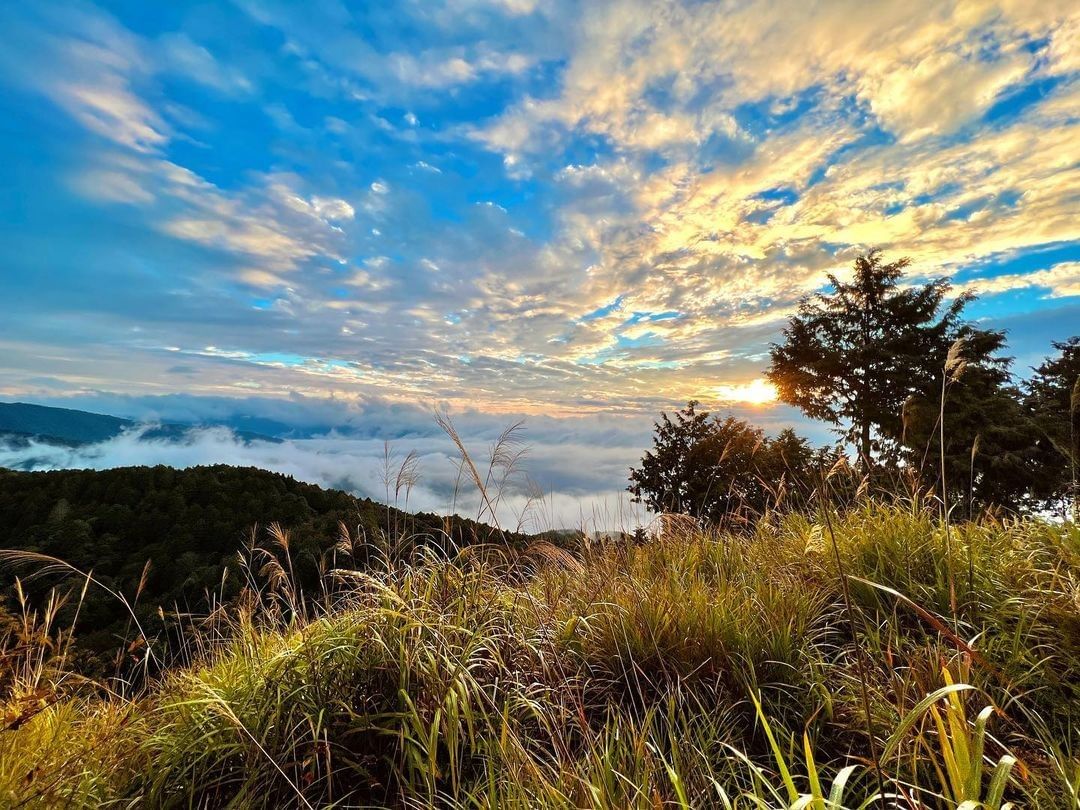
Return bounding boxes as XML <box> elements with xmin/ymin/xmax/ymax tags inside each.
<box><xmin>1</xmin><ymin>503</ymin><xmax>1079</xmax><ymax>807</ymax></box>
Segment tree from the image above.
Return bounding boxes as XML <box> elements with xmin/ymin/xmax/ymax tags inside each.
<box><xmin>767</xmin><ymin>250</ymin><xmax>974</xmax><ymax>468</ymax></box>
<box><xmin>901</xmin><ymin>328</ymin><xmax>1040</xmax><ymax>514</ymax></box>
<box><xmin>1025</xmin><ymin>337</ymin><xmax>1080</xmax><ymax>518</ymax></box>
<box><xmin>628</xmin><ymin>402</ymin><xmax>814</xmax><ymax>525</ymax></box>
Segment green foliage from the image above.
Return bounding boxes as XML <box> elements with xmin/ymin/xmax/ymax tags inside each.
<box><xmin>627</xmin><ymin>401</ymin><xmax>815</xmax><ymax>526</ymax></box>
<box><xmin>1025</xmin><ymin>336</ymin><xmax>1080</xmax><ymax>517</ymax></box>
<box><xmin>1</xmin><ymin>506</ymin><xmax>1078</xmax><ymax>807</ymax></box>
<box><xmin>901</xmin><ymin>328</ymin><xmax>1042</xmax><ymax>513</ymax></box>
<box><xmin>0</xmin><ymin>465</ymin><xmax>519</xmax><ymax>674</ymax></box>
<box><xmin>765</xmin><ymin>251</ymin><xmax>1074</xmax><ymax>514</ymax></box>
<box><xmin>767</xmin><ymin>250</ymin><xmax>974</xmax><ymax>466</ymax></box>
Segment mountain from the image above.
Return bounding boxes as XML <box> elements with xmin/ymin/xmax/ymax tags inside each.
<box><xmin>0</xmin><ymin>402</ymin><xmax>131</xmax><ymax>445</ymax></box>
<box><xmin>0</xmin><ymin>401</ymin><xmax>279</xmax><ymax>447</ymax></box>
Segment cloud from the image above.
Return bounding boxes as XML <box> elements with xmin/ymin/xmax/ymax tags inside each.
<box><xmin>233</xmin><ymin>0</ymin><xmax>548</xmax><ymax>96</ymax></box>
<box><xmin>0</xmin><ymin>420</ymin><xmax>650</xmax><ymax>532</ymax></box>
<box><xmin>956</xmin><ymin>261</ymin><xmax>1080</xmax><ymax>299</ymax></box>
<box><xmin>158</xmin><ymin>33</ymin><xmax>254</xmax><ymax>96</ymax></box>
<box><xmin>454</xmin><ymin>0</ymin><xmax>1079</xmax><ymax>389</ymax></box>
<box><xmin>57</xmin><ymin>76</ymin><xmax>170</xmax><ymax>153</ymax></box>
<box><xmin>70</xmin><ymin>162</ymin><xmax>156</xmax><ymax>204</ymax></box>
<box><xmin>385</xmin><ymin>49</ymin><xmax>532</xmax><ymax>89</ymax></box>
<box><xmin>862</xmin><ymin>49</ymin><xmax>1029</xmax><ymax>141</ymax></box>
<box><xmin>77</xmin><ymin>156</ymin><xmax>358</xmax><ymax>274</ymax></box>
<box><xmin>475</xmin><ymin>0</ymin><xmax>1071</xmax><ymax>156</ymax></box>
<box><xmin>0</xmin><ymin>0</ymin><xmax>1077</xmax><ymax>431</ymax></box>
<box><xmin>0</xmin><ymin>4</ymin><xmax>169</xmax><ymax>152</ymax></box>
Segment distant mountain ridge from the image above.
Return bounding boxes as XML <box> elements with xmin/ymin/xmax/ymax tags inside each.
<box><xmin>0</xmin><ymin>401</ymin><xmax>279</xmax><ymax>447</ymax></box>
<box><xmin>0</xmin><ymin>402</ymin><xmax>130</xmax><ymax>445</ymax></box>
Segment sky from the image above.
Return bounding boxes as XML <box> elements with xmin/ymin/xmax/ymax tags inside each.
<box><xmin>0</xmin><ymin>0</ymin><xmax>1078</xmax><ymax>526</ymax></box>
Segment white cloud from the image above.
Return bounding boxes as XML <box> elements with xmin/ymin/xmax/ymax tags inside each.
<box><xmin>55</xmin><ymin>76</ymin><xmax>169</xmax><ymax>152</ymax></box>
<box><xmin>386</xmin><ymin>44</ymin><xmax>534</xmax><ymax>89</ymax></box>
<box><xmin>862</xmin><ymin>49</ymin><xmax>1029</xmax><ymax>141</ymax></box>
<box><xmin>308</xmin><ymin>196</ymin><xmax>357</xmax><ymax>223</ymax></box>
<box><xmin>0</xmin><ymin>4</ymin><xmax>170</xmax><ymax>152</ymax></box>
<box><xmin>0</xmin><ymin>388</ymin><xmax>828</xmax><ymax>529</ymax></box>
<box><xmin>70</xmin><ymin>163</ymin><xmax>154</xmax><ymax>204</ymax></box>
<box><xmin>0</xmin><ymin>421</ymin><xmax>650</xmax><ymax>531</ymax></box>
<box><xmin>956</xmin><ymin>261</ymin><xmax>1080</xmax><ymax>299</ymax></box>
<box><xmin>3</xmin><ymin>0</ymin><xmax>1077</xmax><ymax>425</ymax></box>
<box><xmin>474</xmin><ymin>0</ymin><xmax>1072</xmax><ymax>156</ymax></box>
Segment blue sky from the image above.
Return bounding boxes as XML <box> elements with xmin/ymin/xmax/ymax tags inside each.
<box><xmin>0</xmin><ymin>1</ymin><xmax>1078</xmax><ymax>437</ymax></box>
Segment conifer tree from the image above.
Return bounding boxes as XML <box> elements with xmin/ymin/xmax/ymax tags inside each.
<box><xmin>628</xmin><ymin>401</ymin><xmax>814</xmax><ymax>524</ymax></box>
<box><xmin>1025</xmin><ymin>336</ymin><xmax>1080</xmax><ymax>517</ymax></box>
<box><xmin>768</xmin><ymin>251</ymin><xmax>971</xmax><ymax>468</ymax></box>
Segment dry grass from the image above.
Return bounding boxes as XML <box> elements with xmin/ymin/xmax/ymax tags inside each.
<box><xmin>0</xmin><ymin>503</ymin><xmax>1078</xmax><ymax>808</ymax></box>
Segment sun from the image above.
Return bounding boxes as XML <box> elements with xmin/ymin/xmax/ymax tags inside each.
<box><xmin>713</xmin><ymin>378</ymin><xmax>778</xmax><ymax>406</ymax></box>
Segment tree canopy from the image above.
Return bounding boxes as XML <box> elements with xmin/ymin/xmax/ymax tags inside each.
<box><xmin>900</xmin><ymin>328</ymin><xmax>1041</xmax><ymax>514</ymax></box>
<box><xmin>0</xmin><ymin>465</ymin><xmax>524</xmax><ymax>673</ymax></box>
<box><xmin>627</xmin><ymin>402</ymin><xmax>815</xmax><ymax>526</ymax></box>
<box><xmin>1025</xmin><ymin>337</ymin><xmax>1080</xmax><ymax>517</ymax></box>
<box><xmin>626</xmin><ymin>251</ymin><xmax>1078</xmax><ymax>524</ymax></box>
<box><xmin>767</xmin><ymin>251</ymin><xmax>973</xmax><ymax>467</ymax></box>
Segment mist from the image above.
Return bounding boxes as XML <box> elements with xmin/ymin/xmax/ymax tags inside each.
<box><xmin>1</xmin><ymin>393</ymin><xmax>829</xmax><ymax>530</ymax></box>
<box><xmin>0</xmin><ymin>423</ymin><xmax>651</xmax><ymax>532</ymax></box>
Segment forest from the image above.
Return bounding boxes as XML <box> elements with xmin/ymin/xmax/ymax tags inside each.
<box><xmin>0</xmin><ymin>465</ymin><xmax>525</xmax><ymax>674</ymax></box>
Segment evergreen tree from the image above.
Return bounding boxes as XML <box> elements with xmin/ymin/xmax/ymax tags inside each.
<box><xmin>628</xmin><ymin>402</ymin><xmax>814</xmax><ymax>525</ymax></box>
<box><xmin>767</xmin><ymin>251</ymin><xmax>973</xmax><ymax>468</ymax></box>
<box><xmin>901</xmin><ymin>328</ymin><xmax>1040</xmax><ymax>513</ymax></box>
<box><xmin>0</xmin><ymin>465</ymin><xmax>524</xmax><ymax>672</ymax></box>
<box><xmin>1025</xmin><ymin>336</ymin><xmax>1080</xmax><ymax>518</ymax></box>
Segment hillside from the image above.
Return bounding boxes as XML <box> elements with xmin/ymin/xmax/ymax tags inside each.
<box><xmin>1</xmin><ymin>506</ymin><xmax>1078</xmax><ymax>806</ymax></box>
<box><xmin>0</xmin><ymin>465</ymin><xmax>524</xmax><ymax>671</ymax></box>
<box><xmin>0</xmin><ymin>402</ymin><xmax>131</xmax><ymax>445</ymax></box>
<box><xmin>0</xmin><ymin>401</ymin><xmax>280</xmax><ymax>450</ymax></box>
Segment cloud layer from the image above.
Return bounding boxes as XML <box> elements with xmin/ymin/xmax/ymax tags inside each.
<box><xmin>0</xmin><ymin>417</ymin><xmax>650</xmax><ymax>532</ymax></box>
<box><xmin>0</xmin><ymin>392</ymin><xmax>829</xmax><ymax>529</ymax></box>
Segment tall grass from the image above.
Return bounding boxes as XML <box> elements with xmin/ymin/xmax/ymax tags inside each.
<box><xmin>2</xmin><ymin>503</ymin><xmax>1078</xmax><ymax>807</ymax></box>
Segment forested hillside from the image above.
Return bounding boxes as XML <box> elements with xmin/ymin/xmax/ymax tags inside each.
<box><xmin>0</xmin><ymin>465</ymin><xmax>519</xmax><ymax>671</ymax></box>
<box><xmin>0</xmin><ymin>401</ymin><xmax>280</xmax><ymax>450</ymax></box>
<box><xmin>0</xmin><ymin>402</ymin><xmax>130</xmax><ymax>446</ymax></box>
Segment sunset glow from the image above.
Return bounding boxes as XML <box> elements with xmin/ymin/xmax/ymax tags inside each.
<box><xmin>714</xmin><ymin>379</ymin><xmax>779</xmax><ymax>406</ymax></box>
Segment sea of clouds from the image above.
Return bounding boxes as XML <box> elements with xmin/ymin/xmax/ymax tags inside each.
<box><xmin>0</xmin><ymin>393</ymin><xmax>824</xmax><ymax>531</ymax></box>
<box><xmin>0</xmin><ymin>398</ymin><xmax>652</xmax><ymax>531</ymax></box>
